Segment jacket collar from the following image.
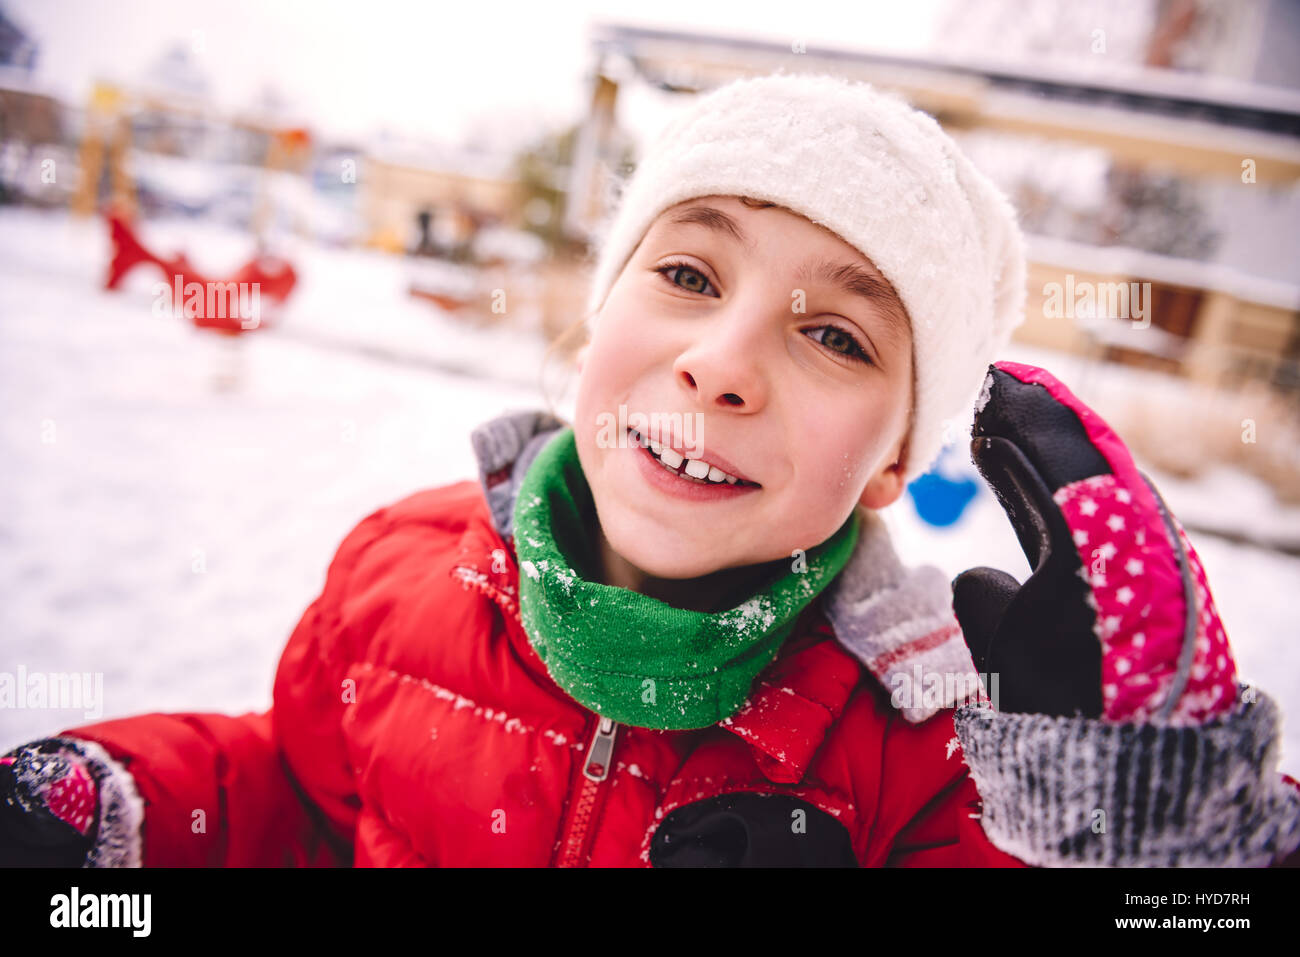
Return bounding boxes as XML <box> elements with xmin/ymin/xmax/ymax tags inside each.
<box><xmin>458</xmin><ymin>409</ymin><xmax>977</xmax><ymax>780</ymax></box>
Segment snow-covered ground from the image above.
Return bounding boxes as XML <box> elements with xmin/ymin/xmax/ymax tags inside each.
<box><xmin>2</xmin><ymin>206</ymin><xmax>1297</xmax><ymax>780</ymax></box>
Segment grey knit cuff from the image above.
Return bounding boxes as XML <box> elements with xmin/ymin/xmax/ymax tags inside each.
<box><xmin>952</xmin><ymin>685</ymin><xmax>1300</xmax><ymax>867</ymax></box>
<box><xmin>52</xmin><ymin>737</ymin><xmax>145</xmax><ymax>868</ymax></box>
<box><xmin>470</xmin><ymin>408</ymin><xmax>567</xmax><ymax>541</ymax></box>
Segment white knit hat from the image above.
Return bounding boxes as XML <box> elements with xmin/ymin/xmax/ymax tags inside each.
<box><xmin>583</xmin><ymin>71</ymin><xmax>1028</xmax><ymax>485</ymax></box>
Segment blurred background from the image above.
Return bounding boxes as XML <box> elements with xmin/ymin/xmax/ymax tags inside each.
<box><xmin>1</xmin><ymin>0</ymin><xmax>1298</xmax><ymax>774</ymax></box>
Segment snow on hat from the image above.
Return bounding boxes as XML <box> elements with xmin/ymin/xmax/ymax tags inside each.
<box><xmin>582</xmin><ymin>71</ymin><xmax>1028</xmax><ymax>485</ymax></box>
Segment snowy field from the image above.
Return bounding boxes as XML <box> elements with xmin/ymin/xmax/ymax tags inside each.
<box><xmin>2</xmin><ymin>206</ymin><xmax>1297</xmax><ymax>779</ymax></box>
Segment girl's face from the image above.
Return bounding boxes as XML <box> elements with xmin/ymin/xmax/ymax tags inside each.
<box><xmin>574</xmin><ymin>195</ymin><xmax>913</xmax><ymax>581</ymax></box>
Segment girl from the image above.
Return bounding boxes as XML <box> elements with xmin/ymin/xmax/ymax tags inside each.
<box><xmin>4</xmin><ymin>73</ymin><xmax>1298</xmax><ymax>867</ymax></box>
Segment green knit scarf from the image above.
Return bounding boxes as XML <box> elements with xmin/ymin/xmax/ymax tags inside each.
<box><xmin>512</xmin><ymin>427</ymin><xmax>861</xmax><ymax>730</ymax></box>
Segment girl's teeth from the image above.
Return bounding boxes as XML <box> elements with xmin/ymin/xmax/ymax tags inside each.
<box><xmin>631</xmin><ymin>428</ymin><xmax>750</xmax><ymax>486</ymax></box>
<box><xmin>658</xmin><ymin>447</ymin><xmax>684</xmax><ymax>469</ymax></box>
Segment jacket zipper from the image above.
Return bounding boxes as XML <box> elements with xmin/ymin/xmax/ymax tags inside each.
<box><xmin>553</xmin><ymin>714</ymin><xmax>619</xmax><ymax>867</ymax></box>
<box><xmin>455</xmin><ymin>559</ymin><xmax>622</xmax><ymax>868</ymax></box>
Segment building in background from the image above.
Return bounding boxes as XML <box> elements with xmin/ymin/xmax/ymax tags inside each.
<box><xmin>357</xmin><ymin>135</ymin><xmax>522</xmax><ymax>257</ymax></box>
<box><xmin>930</xmin><ymin>0</ymin><xmax>1300</xmax><ymax>400</ymax></box>
<box><xmin>0</xmin><ymin>5</ymin><xmax>65</xmax><ymax>206</ymax></box>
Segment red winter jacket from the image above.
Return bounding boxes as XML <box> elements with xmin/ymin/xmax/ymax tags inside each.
<box><xmin>59</xmin><ymin>413</ymin><xmax>1300</xmax><ymax>867</ymax></box>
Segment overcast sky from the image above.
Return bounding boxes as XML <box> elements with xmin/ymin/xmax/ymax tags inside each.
<box><xmin>8</xmin><ymin>0</ymin><xmax>945</xmax><ymax>148</ymax></box>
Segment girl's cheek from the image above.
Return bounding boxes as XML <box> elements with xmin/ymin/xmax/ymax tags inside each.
<box><xmin>590</xmin><ymin>329</ymin><xmax>663</xmax><ymax>402</ymax></box>
<box><xmin>580</xmin><ymin>350</ymin><xmax>630</xmax><ymax>416</ymax></box>
<box><xmin>611</xmin><ymin>322</ymin><xmax>664</xmax><ymax>361</ymax></box>
<box><xmin>810</xmin><ymin>420</ymin><xmax>882</xmax><ymax>501</ymax></box>
<box><xmin>574</xmin><ymin>363</ymin><xmax>612</xmax><ymax>443</ymax></box>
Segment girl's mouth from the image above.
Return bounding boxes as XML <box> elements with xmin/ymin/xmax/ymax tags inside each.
<box><xmin>627</xmin><ymin>427</ymin><xmax>761</xmax><ymax>499</ymax></box>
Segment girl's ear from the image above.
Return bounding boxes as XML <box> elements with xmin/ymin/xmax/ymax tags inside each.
<box><xmin>857</xmin><ymin>436</ymin><xmax>908</xmax><ymax>511</ymax></box>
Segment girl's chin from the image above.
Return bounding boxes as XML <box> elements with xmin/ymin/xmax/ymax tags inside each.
<box><xmin>610</xmin><ymin>546</ymin><xmax>726</xmax><ymax>582</ymax></box>
<box><xmin>601</xmin><ymin>533</ymin><xmax>738</xmax><ymax>581</ymax></box>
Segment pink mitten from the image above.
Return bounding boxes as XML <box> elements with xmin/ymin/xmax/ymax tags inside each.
<box><xmin>953</xmin><ymin>361</ymin><xmax>1238</xmax><ymax>723</ymax></box>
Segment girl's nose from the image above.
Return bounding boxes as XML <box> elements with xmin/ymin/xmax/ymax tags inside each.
<box><xmin>671</xmin><ymin>310</ymin><xmax>772</xmax><ymax>412</ymax></box>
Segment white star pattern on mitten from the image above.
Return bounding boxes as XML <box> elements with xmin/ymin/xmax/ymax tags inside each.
<box><xmin>1052</xmin><ymin>473</ymin><xmax>1237</xmax><ymax>724</ymax></box>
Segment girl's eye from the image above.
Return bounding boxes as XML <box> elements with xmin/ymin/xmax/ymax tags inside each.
<box><xmin>654</xmin><ymin>261</ymin><xmax>717</xmax><ymax>297</ymax></box>
<box><xmin>652</xmin><ymin>261</ymin><xmax>872</xmax><ymax>367</ymax></box>
<box><xmin>804</xmin><ymin>325</ymin><xmax>874</xmax><ymax>366</ymax></box>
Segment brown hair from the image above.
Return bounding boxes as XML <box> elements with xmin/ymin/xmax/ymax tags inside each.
<box><xmin>539</xmin><ymin>311</ymin><xmax>591</xmax><ymax>428</ymax></box>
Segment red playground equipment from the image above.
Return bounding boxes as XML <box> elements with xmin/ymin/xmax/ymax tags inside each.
<box><xmin>105</xmin><ymin>210</ymin><xmax>298</xmax><ymax>335</ymax></box>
